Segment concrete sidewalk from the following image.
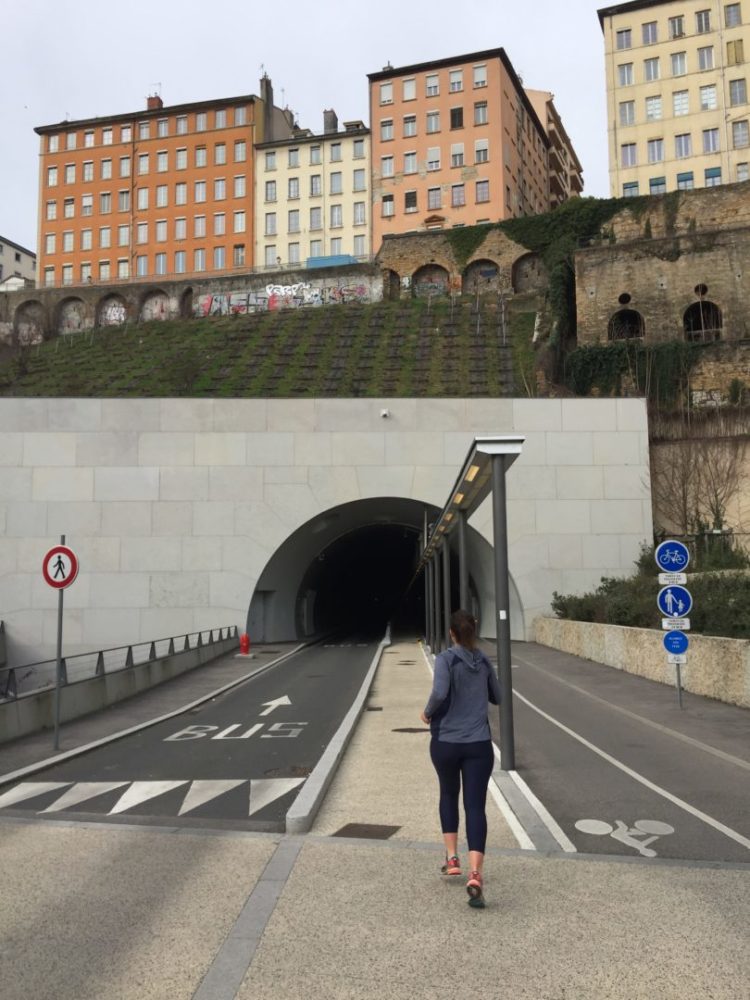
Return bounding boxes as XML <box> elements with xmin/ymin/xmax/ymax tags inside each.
<box><xmin>1</xmin><ymin>638</ymin><xmax>748</xmax><ymax>1000</ymax></box>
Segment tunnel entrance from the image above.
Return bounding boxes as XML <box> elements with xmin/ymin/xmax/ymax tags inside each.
<box><xmin>246</xmin><ymin>497</ymin><xmax>524</xmax><ymax>644</ymax></box>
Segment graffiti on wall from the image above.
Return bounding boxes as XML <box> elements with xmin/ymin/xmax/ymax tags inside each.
<box><xmin>14</xmin><ymin>302</ymin><xmax>45</xmax><ymax>345</ymax></box>
<box><xmin>140</xmin><ymin>292</ymin><xmax>171</xmax><ymax>322</ymax></box>
<box><xmin>193</xmin><ymin>281</ymin><xmax>372</xmax><ymax>318</ymax></box>
<box><xmin>59</xmin><ymin>299</ymin><xmax>88</xmax><ymax>334</ymax></box>
<box><xmin>413</xmin><ymin>266</ymin><xmax>450</xmax><ymax>299</ymax></box>
<box><xmin>99</xmin><ymin>298</ymin><xmax>127</xmax><ymax>327</ymax></box>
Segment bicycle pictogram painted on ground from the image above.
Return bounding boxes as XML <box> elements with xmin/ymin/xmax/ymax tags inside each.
<box><xmin>575</xmin><ymin>818</ymin><xmax>675</xmax><ymax>857</ymax></box>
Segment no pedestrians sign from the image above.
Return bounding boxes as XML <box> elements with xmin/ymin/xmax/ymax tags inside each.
<box><xmin>42</xmin><ymin>545</ymin><xmax>79</xmax><ymax>589</ymax></box>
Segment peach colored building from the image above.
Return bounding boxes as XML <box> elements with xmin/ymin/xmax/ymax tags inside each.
<box><xmin>368</xmin><ymin>49</ymin><xmax>569</xmax><ymax>250</ymax></box>
<box><xmin>35</xmin><ymin>77</ymin><xmax>293</xmax><ymax>288</ymax></box>
<box><xmin>525</xmin><ymin>90</ymin><xmax>585</xmax><ymax>208</ymax></box>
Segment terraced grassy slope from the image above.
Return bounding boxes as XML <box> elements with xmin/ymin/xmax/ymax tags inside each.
<box><xmin>0</xmin><ymin>297</ymin><xmax>539</xmax><ymax>398</ymax></box>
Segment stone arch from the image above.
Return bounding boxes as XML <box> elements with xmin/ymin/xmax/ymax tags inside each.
<box><xmin>608</xmin><ymin>309</ymin><xmax>645</xmax><ymax>340</ymax></box>
<box><xmin>97</xmin><ymin>294</ymin><xmax>128</xmax><ymax>328</ymax></box>
<box><xmin>462</xmin><ymin>259</ymin><xmax>501</xmax><ymax>295</ymax></box>
<box><xmin>412</xmin><ymin>264</ymin><xmax>450</xmax><ymax>299</ymax></box>
<box><xmin>14</xmin><ymin>300</ymin><xmax>46</xmax><ymax>345</ymax></box>
<box><xmin>180</xmin><ymin>287</ymin><xmax>194</xmax><ymax>318</ymax></box>
<box><xmin>56</xmin><ymin>297</ymin><xmax>89</xmax><ymax>336</ymax></box>
<box><xmin>139</xmin><ymin>288</ymin><xmax>170</xmax><ymax>322</ymax></box>
<box><xmin>512</xmin><ymin>252</ymin><xmax>547</xmax><ymax>293</ymax></box>
<box><xmin>683</xmin><ymin>300</ymin><xmax>722</xmax><ymax>342</ymax></box>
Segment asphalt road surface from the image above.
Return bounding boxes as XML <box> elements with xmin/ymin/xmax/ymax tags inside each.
<box><xmin>0</xmin><ymin>639</ymin><xmax>377</xmax><ymax>831</ymax></box>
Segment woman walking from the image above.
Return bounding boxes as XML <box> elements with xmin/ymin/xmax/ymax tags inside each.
<box><xmin>421</xmin><ymin>609</ymin><xmax>502</xmax><ymax>908</ymax></box>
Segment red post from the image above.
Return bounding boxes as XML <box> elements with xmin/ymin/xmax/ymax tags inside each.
<box><xmin>239</xmin><ymin>633</ymin><xmax>250</xmax><ymax>655</ymax></box>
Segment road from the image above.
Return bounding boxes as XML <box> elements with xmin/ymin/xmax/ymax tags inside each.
<box><xmin>0</xmin><ymin>639</ymin><xmax>378</xmax><ymax>831</ymax></box>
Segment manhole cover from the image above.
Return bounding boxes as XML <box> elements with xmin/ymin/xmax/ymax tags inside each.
<box><xmin>366</xmin><ymin>706</ymin><xmax>383</xmax><ymax>712</ymax></box>
<box><xmin>392</xmin><ymin>727</ymin><xmax>430</xmax><ymax>734</ymax></box>
<box><xmin>263</xmin><ymin>765</ymin><xmax>312</xmax><ymax>778</ymax></box>
<box><xmin>332</xmin><ymin>823</ymin><xmax>401</xmax><ymax>840</ymax></box>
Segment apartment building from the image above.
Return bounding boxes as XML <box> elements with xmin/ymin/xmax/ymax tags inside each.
<box><xmin>0</xmin><ymin>236</ymin><xmax>36</xmax><ymax>289</ymax></box>
<box><xmin>525</xmin><ymin>90</ymin><xmax>585</xmax><ymax>208</ymax></box>
<box><xmin>368</xmin><ymin>49</ymin><xmax>569</xmax><ymax>249</ymax></box>
<box><xmin>254</xmin><ymin>111</ymin><xmax>371</xmax><ymax>268</ymax></box>
<box><xmin>34</xmin><ymin>77</ymin><xmax>293</xmax><ymax>287</ymax></box>
<box><xmin>599</xmin><ymin>0</ymin><xmax>750</xmax><ymax>196</ymax></box>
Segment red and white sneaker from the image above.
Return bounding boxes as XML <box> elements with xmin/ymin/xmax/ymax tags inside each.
<box><xmin>466</xmin><ymin>870</ymin><xmax>485</xmax><ymax>908</ymax></box>
<box><xmin>440</xmin><ymin>854</ymin><xmax>462</xmax><ymax>876</ymax></box>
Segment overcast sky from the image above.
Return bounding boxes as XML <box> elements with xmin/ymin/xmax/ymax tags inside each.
<box><xmin>2</xmin><ymin>0</ymin><xmax>610</xmax><ymax>252</ymax></box>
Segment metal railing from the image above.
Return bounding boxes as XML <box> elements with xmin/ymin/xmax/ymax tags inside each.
<box><xmin>0</xmin><ymin>626</ymin><xmax>238</xmax><ymax>702</ymax></box>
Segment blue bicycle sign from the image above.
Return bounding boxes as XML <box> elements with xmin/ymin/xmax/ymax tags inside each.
<box><xmin>657</xmin><ymin>585</ymin><xmax>693</xmax><ymax>619</ymax></box>
<box><xmin>655</xmin><ymin>540</ymin><xmax>690</xmax><ymax>572</ymax></box>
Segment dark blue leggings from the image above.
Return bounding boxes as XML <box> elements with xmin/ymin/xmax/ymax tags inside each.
<box><xmin>429</xmin><ymin>738</ymin><xmax>495</xmax><ymax>853</ymax></box>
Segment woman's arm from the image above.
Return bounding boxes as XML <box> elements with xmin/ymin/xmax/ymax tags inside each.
<box><xmin>423</xmin><ymin>654</ymin><xmax>451</xmax><ymax>719</ymax></box>
<box><xmin>486</xmin><ymin>658</ymin><xmax>502</xmax><ymax>704</ymax></box>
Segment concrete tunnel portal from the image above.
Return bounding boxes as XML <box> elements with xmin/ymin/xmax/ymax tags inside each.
<box><xmin>247</xmin><ymin>497</ymin><xmax>524</xmax><ymax>643</ymax></box>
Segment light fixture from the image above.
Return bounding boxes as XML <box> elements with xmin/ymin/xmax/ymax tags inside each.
<box><xmin>465</xmin><ymin>464</ymin><xmax>480</xmax><ymax>483</ymax></box>
<box><xmin>444</xmin><ymin>512</ymin><xmax>454</xmax><ymax>522</ymax></box>
<box><xmin>453</xmin><ymin>492</ymin><xmax>465</xmax><ymax>505</ymax></box>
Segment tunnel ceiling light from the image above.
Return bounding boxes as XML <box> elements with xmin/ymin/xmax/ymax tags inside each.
<box><xmin>453</xmin><ymin>492</ymin><xmax>465</xmax><ymax>506</ymax></box>
<box><xmin>444</xmin><ymin>512</ymin><xmax>454</xmax><ymax>522</ymax></box>
<box><xmin>465</xmin><ymin>465</ymin><xmax>481</xmax><ymax>483</ymax></box>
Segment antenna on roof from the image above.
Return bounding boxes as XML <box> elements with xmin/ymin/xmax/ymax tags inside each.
<box><xmin>150</xmin><ymin>82</ymin><xmax>162</xmax><ymax>95</ymax></box>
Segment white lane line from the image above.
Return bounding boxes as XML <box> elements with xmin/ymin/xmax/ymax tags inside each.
<box><xmin>487</xmin><ymin>776</ymin><xmax>536</xmax><ymax>851</ymax></box>
<box><xmin>514</xmin><ymin>688</ymin><xmax>750</xmax><ymax>852</ymax></box>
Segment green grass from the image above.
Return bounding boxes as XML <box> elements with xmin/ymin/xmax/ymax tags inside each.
<box><xmin>0</xmin><ymin>297</ymin><xmax>541</xmax><ymax>399</ymax></box>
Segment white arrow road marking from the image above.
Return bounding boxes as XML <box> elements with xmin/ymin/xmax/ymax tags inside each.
<box><xmin>178</xmin><ymin>780</ymin><xmax>247</xmax><ymax>816</ymax></box>
<box><xmin>108</xmin><ymin>781</ymin><xmax>188</xmax><ymax>815</ymax></box>
<box><xmin>0</xmin><ymin>782</ymin><xmax>71</xmax><ymax>810</ymax></box>
<box><xmin>41</xmin><ymin>782</ymin><xmax>129</xmax><ymax>813</ymax></box>
<box><xmin>259</xmin><ymin>695</ymin><xmax>292</xmax><ymax>716</ymax></box>
<box><xmin>248</xmin><ymin>778</ymin><xmax>305</xmax><ymax>817</ymax></box>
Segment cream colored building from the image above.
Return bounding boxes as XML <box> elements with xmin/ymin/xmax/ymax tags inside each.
<box><xmin>599</xmin><ymin>0</ymin><xmax>750</xmax><ymax>195</ymax></box>
<box><xmin>0</xmin><ymin>236</ymin><xmax>36</xmax><ymax>288</ymax></box>
<box><xmin>254</xmin><ymin>112</ymin><xmax>371</xmax><ymax>269</ymax></box>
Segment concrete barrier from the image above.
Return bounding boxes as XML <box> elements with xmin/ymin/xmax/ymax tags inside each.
<box><xmin>0</xmin><ymin>634</ymin><xmax>238</xmax><ymax>744</ymax></box>
<box><xmin>534</xmin><ymin>617</ymin><xmax>750</xmax><ymax>709</ymax></box>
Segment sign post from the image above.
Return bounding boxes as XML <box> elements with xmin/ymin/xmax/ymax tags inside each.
<box><xmin>42</xmin><ymin>537</ymin><xmax>79</xmax><ymax>750</ymax></box>
<box><xmin>654</xmin><ymin>541</ymin><xmax>691</xmax><ymax>708</ymax></box>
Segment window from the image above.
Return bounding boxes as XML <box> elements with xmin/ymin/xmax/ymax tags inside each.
<box><xmin>44</xmin><ymin>266</ymin><xmax>55</xmax><ymax>285</ymax></box>
<box><xmin>66</xmin><ymin>132</ymin><xmax>76</xmax><ymax>150</ymax></box>
<box><xmin>449</xmin><ymin>69</ymin><xmax>463</xmax><ymax>91</ymax></box>
<box><xmin>118</xmin><ymin>190</ymin><xmax>130</xmax><ymax>212</ymax></box>
<box><xmin>353</xmin><ymin>234</ymin><xmax>366</xmax><ymax>257</ymax></box>
<box><xmin>233</xmin><ymin>244</ymin><xmax>245</xmax><ymax>266</ymax></box>
<box><xmin>677</xmin><ymin>171</ymin><xmax>694</xmax><ymax>190</ymax></box>
<box><xmin>698</xmin><ymin>46</ymin><xmax>714</xmax><ymax>70</ymax></box>
<box><xmin>696</xmin><ymin>9</ymin><xmax>711</xmax><ymax>32</ymax></box>
<box><xmin>380</xmin><ymin>119</ymin><xmax>393</xmax><ymax>141</ymax></box>
<box><xmin>119</xmin><ymin>156</ymin><xmax>131</xmax><ymax>177</ymax></box>
<box><xmin>175</xmin><ymin>148</ymin><xmax>187</xmax><ymax>170</ymax></box>
<box><xmin>100</xmin><ymin>192</ymin><xmax>112</xmax><ymax>213</ymax></box>
<box><xmin>138</xmin><ymin>121</ymin><xmax>150</xmax><ymax>140</ymax></box>
<box><xmin>353</xmin><ymin>168</ymin><xmax>366</xmax><ymax>191</ymax></box>
<box><xmin>234</xmin><ymin>106</ymin><xmax>246</xmax><ymax>127</ymax></box>
<box><xmin>99</xmin><ymin>227</ymin><xmax>111</xmax><ymax>248</ymax></box>
<box><xmin>701</xmin><ymin>84</ymin><xmax>718</xmax><ymax>110</ymax></box>
<box><xmin>730</xmin><ymin>78</ymin><xmax>748</xmax><ymax>104</ymax></box>
<box><xmin>155</xmin><ymin>150</ymin><xmax>167</xmax><ymax>172</ymax></box>
<box><xmin>265</xmin><ymin>179</ymin><xmax>277</xmax><ymax>202</ymax></box>
<box><xmin>618</xmin><ymin>63</ymin><xmax>634</xmax><ymax>86</ymax></box>
<box><xmin>451</xmin><ymin>143</ymin><xmax>464</xmax><ymax>166</ymax></box>
<box><xmin>288</xmin><ymin>242</ymin><xmax>300</xmax><ymax>264</ymax></box>
<box><xmin>642</xmin><ymin>21</ymin><xmax>658</xmax><ymax>43</ymax></box>
<box><xmin>669</xmin><ymin>15</ymin><xmax>684</xmax><ymax>37</ymax></box>
<box><xmin>705</xmin><ymin>166</ymin><xmax>722</xmax><ymax>186</ymax></box>
<box><xmin>380</xmin><ymin>82</ymin><xmax>393</xmax><ymax>104</ymax></box>
<box><xmin>450</xmin><ymin>107</ymin><xmax>464</xmax><ymax>129</ymax></box>
<box><xmin>427</xmin><ymin>110</ymin><xmax>440</xmax><ymax>133</ymax></box>
<box><xmin>215</xmin><ymin>109</ymin><xmax>226</xmax><ymax>128</ymax></box>
<box><xmin>474</xmin><ymin>101</ymin><xmax>488</xmax><ymax>125</ymax></box>
<box><xmin>426</xmin><ymin>73</ymin><xmax>439</xmax><ymax>96</ymax></box>
<box><xmin>733</xmin><ymin>120</ymin><xmax>750</xmax><ymax>147</ymax></box>
<box><xmin>645</xmin><ymin>57</ymin><xmax>660</xmax><ymax>81</ymax></box>
<box><xmin>62</xmin><ymin>264</ymin><xmax>73</xmax><ymax>285</ymax></box>
<box><xmin>82</xmin><ymin>160</ymin><xmax>94</xmax><ymax>182</ymax></box>
<box><xmin>233</xmin><ymin>175</ymin><xmax>246</xmax><ymax>198</ymax></box>
<box><xmin>175</xmin><ymin>182</ymin><xmax>187</xmax><ymax>205</ymax></box>
<box><xmin>404</xmin><ymin>152</ymin><xmax>417</xmax><ymax>173</ymax></box>
<box><xmin>100</xmin><ymin>158</ymin><xmax>112</xmax><ymax>179</ymax></box>
<box><xmin>154</xmin><ymin>253</ymin><xmax>167</xmax><ymax>275</ymax></box>
<box><xmin>330</xmin><ymin>142</ymin><xmax>342</xmax><ymax>161</ymax></box>
<box><xmin>117</xmin><ymin>224</ymin><xmax>129</xmax><ymax>247</ymax></box>
<box><xmin>194</xmin><ymin>215</ymin><xmax>206</xmax><ymax>237</ymax></box>
<box><xmin>671</xmin><ymin>52</ymin><xmax>687</xmax><ymax>75</ymax></box>
<box><xmin>309</xmin><ymin>240</ymin><xmax>322</xmax><ymax>258</ymax></box>
<box><xmin>703</xmin><ymin>127</ymin><xmax>720</xmax><ymax>152</ymax></box>
<box><xmin>725</xmin><ymin>3</ymin><xmax>742</xmax><ymax>27</ymax></box>
<box><xmin>233</xmin><ymin>210</ymin><xmax>246</xmax><ymax>233</ymax></box>
<box><xmin>215</xmin><ymin>143</ymin><xmax>226</xmax><ymax>166</ymax></box>
<box><xmin>647</xmin><ymin>138</ymin><xmax>664</xmax><ymax>162</ymax></box>
<box><xmin>46</xmin><ymin>201</ymin><xmax>57</xmax><ymax>221</ymax></box>
<box><xmin>64</xmin><ymin>197</ymin><xmax>75</xmax><ymax>218</ymax></box>
<box><xmin>81</xmin><ymin>262</ymin><xmax>92</xmax><ymax>282</ymax></box>
<box><xmin>137</xmin><ymin>222</ymin><xmax>148</xmax><ymax>244</ymax></box>
<box><xmin>214</xmin><ymin>212</ymin><xmax>226</xmax><ymax>236</ymax></box>
<box><xmin>310</xmin><ymin>206</ymin><xmax>322</xmax><ymax>230</ymax></box>
<box><xmin>265</xmin><ymin>151</ymin><xmax>276</xmax><ymax>171</ymax></box>
<box><xmin>330</xmin><ymin>203</ymin><xmax>343</xmax><ymax>227</ymax></box>
<box><xmin>428</xmin><ymin>186</ymin><xmax>441</xmax><ymax>210</ymax></box>
<box><xmin>234</xmin><ymin>140</ymin><xmax>246</xmax><ymax>162</ymax></box>
<box><xmin>427</xmin><ymin>147</ymin><xmax>441</xmax><ymax>170</ymax></box>
<box><xmin>196</xmin><ymin>112</ymin><xmax>207</xmax><ymax>131</ymax></box>
<box><xmin>288</xmin><ymin>209</ymin><xmax>300</xmax><ymax>232</ymax></box>
<box><xmin>156</xmin><ymin>184</ymin><xmax>168</xmax><ymax>207</ymax></box>
<box><xmin>195</xmin><ymin>146</ymin><xmax>207</xmax><ymax>168</ymax></box>
<box><xmin>476</xmin><ymin>179</ymin><xmax>489</xmax><ymax>202</ymax></box>
<box><xmin>65</xmin><ymin>164</ymin><xmax>75</xmax><ymax>184</ymax></box>
<box><xmin>134</xmin><ymin>256</ymin><xmax>147</xmax><ymax>278</ymax></box>
<box><xmin>176</xmin><ymin>115</ymin><xmax>188</xmax><ymax>134</ymax></box>
<box><xmin>737</xmin><ymin>162</ymin><xmax>749</xmax><ymax>181</ymax></box>
<box><xmin>381</xmin><ymin>155</ymin><xmax>394</xmax><ymax>177</ymax></box>
<box><xmin>645</xmin><ymin>96</ymin><xmax>662</xmax><ymax>120</ymax></box>
<box><xmin>621</xmin><ymin>143</ymin><xmax>637</xmax><ymax>167</ymax></box>
<box><xmin>673</xmin><ymin>90</ymin><xmax>689</xmax><ymax>115</ymax></box>
<box><xmin>81</xmin><ymin>194</ymin><xmax>93</xmax><ymax>216</ymax></box>
<box><xmin>47</xmin><ymin>166</ymin><xmax>58</xmax><ymax>187</ymax></box>
<box><xmin>727</xmin><ymin>39</ymin><xmax>745</xmax><ymax>64</ymax></box>
<box><xmin>353</xmin><ymin>201</ymin><xmax>366</xmax><ymax>225</ymax></box>
<box><xmin>62</xmin><ymin>231</ymin><xmax>74</xmax><ymax>252</ymax></box>
<box><xmin>103</xmin><ymin>128</ymin><xmax>113</xmax><ymax>145</ymax></box>
<box><xmin>214</xmin><ymin>178</ymin><xmax>226</xmax><ymax>200</ymax></box>
<box><xmin>310</xmin><ymin>174</ymin><xmax>322</xmax><ymax>196</ymax></box>
<box><xmin>403</xmin><ymin>115</ymin><xmax>417</xmax><ymax>137</ymax></box>
<box><xmin>194</xmin><ymin>248</ymin><xmax>206</xmax><ymax>271</ymax></box>
<box><xmin>382</xmin><ymin>194</ymin><xmax>394</xmax><ymax>217</ymax></box>
<box><xmin>156</xmin><ymin>220</ymin><xmax>167</xmax><ymax>241</ymax></box>
<box><xmin>616</xmin><ymin>28</ymin><xmax>632</xmax><ymax>49</ymax></box>
<box><xmin>451</xmin><ymin>183</ymin><xmax>465</xmax><ymax>207</ymax></box>
<box><xmin>120</xmin><ymin>125</ymin><xmax>130</xmax><ymax>142</ymax></box>
<box><xmin>310</xmin><ymin>145</ymin><xmax>322</xmax><ymax>165</ymax></box>
<box><xmin>195</xmin><ymin>180</ymin><xmax>207</xmax><ymax>202</ymax></box>
<box><xmin>353</xmin><ymin>139</ymin><xmax>365</xmax><ymax>158</ymax></box>
<box><xmin>675</xmin><ymin>133</ymin><xmax>692</xmax><ymax>157</ymax></box>
<box><xmin>620</xmin><ymin>100</ymin><xmax>635</xmax><ymax>125</ymax></box>
<box><xmin>45</xmin><ymin>233</ymin><xmax>56</xmax><ymax>254</ymax></box>
<box><xmin>405</xmin><ymin>190</ymin><xmax>417</xmax><ymax>213</ymax></box>
<box><xmin>403</xmin><ymin>78</ymin><xmax>416</xmax><ymax>100</ymax></box>
<box><xmin>649</xmin><ymin>177</ymin><xmax>666</xmax><ymax>195</ymax></box>
<box><xmin>48</xmin><ymin>135</ymin><xmax>59</xmax><ymax>153</ymax></box>
<box><xmin>475</xmin><ymin>138</ymin><xmax>489</xmax><ymax>163</ymax></box>
<box><xmin>99</xmin><ymin>260</ymin><xmax>111</xmax><ymax>280</ymax></box>
<box><xmin>157</xmin><ymin>118</ymin><xmax>169</xmax><ymax>138</ymax></box>
<box><xmin>138</xmin><ymin>153</ymin><xmax>149</xmax><ymax>176</ymax></box>
<box><xmin>175</xmin><ymin>217</ymin><xmax>186</xmax><ymax>240</ymax></box>
<box><xmin>330</xmin><ymin>171</ymin><xmax>343</xmax><ymax>193</ymax></box>
<box><xmin>473</xmin><ymin>64</ymin><xmax>487</xmax><ymax>88</ymax></box>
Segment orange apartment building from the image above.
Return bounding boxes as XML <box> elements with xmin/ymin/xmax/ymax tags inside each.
<box><xmin>35</xmin><ymin>77</ymin><xmax>294</xmax><ymax>287</ymax></box>
<box><xmin>368</xmin><ymin>49</ymin><xmax>578</xmax><ymax>250</ymax></box>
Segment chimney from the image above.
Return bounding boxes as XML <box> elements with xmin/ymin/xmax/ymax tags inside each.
<box><xmin>147</xmin><ymin>94</ymin><xmax>163</xmax><ymax>110</ymax></box>
<box><xmin>323</xmin><ymin>109</ymin><xmax>338</xmax><ymax>134</ymax></box>
<box><xmin>260</xmin><ymin>74</ymin><xmax>274</xmax><ymax>140</ymax></box>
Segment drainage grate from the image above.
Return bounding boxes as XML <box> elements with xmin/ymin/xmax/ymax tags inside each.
<box><xmin>332</xmin><ymin>823</ymin><xmax>401</xmax><ymax>840</ymax></box>
<box><xmin>392</xmin><ymin>727</ymin><xmax>430</xmax><ymax>734</ymax></box>
<box><xmin>366</xmin><ymin>706</ymin><xmax>383</xmax><ymax>712</ymax></box>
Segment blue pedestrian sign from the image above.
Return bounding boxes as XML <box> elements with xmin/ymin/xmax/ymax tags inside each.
<box><xmin>663</xmin><ymin>630</ymin><xmax>689</xmax><ymax>655</ymax></box>
<box><xmin>655</xmin><ymin>540</ymin><xmax>690</xmax><ymax>572</ymax></box>
<box><xmin>657</xmin><ymin>585</ymin><xmax>693</xmax><ymax>618</ymax></box>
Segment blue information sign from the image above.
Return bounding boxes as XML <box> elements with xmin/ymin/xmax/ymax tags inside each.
<box><xmin>663</xmin><ymin>631</ymin><xmax>689</xmax><ymax>655</ymax></box>
<box><xmin>657</xmin><ymin>585</ymin><xmax>693</xmax><ymax>618</ymax></box>
<box><xmin>655</xmin><ymin>539</ymin><xmax>690</xmax><ymax>572</ymax></box>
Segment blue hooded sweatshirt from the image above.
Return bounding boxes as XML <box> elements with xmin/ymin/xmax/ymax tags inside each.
<box><xmin>424</xmin><ymin>644</ymin><xmax>502</xmax><ymax>743</ymax></box>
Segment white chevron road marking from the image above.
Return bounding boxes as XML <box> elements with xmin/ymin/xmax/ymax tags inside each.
<box><xmin>42</xmin><ymin>781</ymin><xmax>130</xmax><ymax>813</ymax></box>
<box><xmin>248</xmin><ymin>778</ymin><xmax>305</xmax><ymax>817</ymax></box>
<box><xmin>0</xmin><ymin>782</ymin><xmax>71</xmax><ymax>810</ymax></box>
<box><xmin>108</xmin><ymin>781</ymin><xmax>189</xmax><ymax>815</ymax></box>
<box><xmin>178</xmin><ymin>780</ymin><xmax>247</xmax><ymax>816</ymax></box>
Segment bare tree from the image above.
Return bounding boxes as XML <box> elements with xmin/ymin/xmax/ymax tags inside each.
<box><xmin>649</xmin><ymin>439</ymin><xmax>701</xmax><ymax>535</ymax></box>
<box><xmin>693</xmin><ymin>437</ymin><xmax>747</xmax><ymax>530</ymax></box>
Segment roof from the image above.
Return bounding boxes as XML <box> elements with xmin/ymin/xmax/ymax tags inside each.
<box><xmin>34</xmin><ymin>93</ymin><xmax>258</xmax><ymax>135</ymax></box>
<box><xmin>0</xmin><ymin>235</ymin><xmax>36</xmax><ymax>258</ymax></box>
<box><xmin>255</xmin><ymin>124</ymin><xmax>370</xmax><ymax>150</ymax></box>
<box><xmin>597</xmin><ymin>1</ymin><xmax>675</xmax><ymax>28</ymax></box>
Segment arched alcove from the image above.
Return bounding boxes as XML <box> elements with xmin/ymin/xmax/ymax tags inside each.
<box><xmin>56</xmin><ymin>297</ymin><xmax>88</xmax><ymax>335</ymax></box>
<box><xmin>97</xmin><ymin>294</ymin><xmax>128</xmax><ymax>327</ymax></box>
<box><xmin>683</xmin><ymin>300</ymin><xmax>722</xmax><ymax>342</ymax></box>
<box><xmin>462</xmin><ymin>259</ymin><xmax>501</xmax><ymax>295</ymax></box>
<box><xmin>608</xmin><ymin>309</ymin><xmax>645</xmax><ymax>340</ymax></box>
<box><xmin>512</xmin><ymin>252</ymin><xmax>547</xmax><ymax>293</ymax></box>
<box><xmin>412</xmin><ymin>264</ymin><xmax>450</xmax><ymax>299</ymax></box>
<box><xmin>14</xmin><ymin>300</ymin><xmax>46</xmax><ymax>344</ymax></box>
<box><xmin>140</xmin><ymin>289</ymin><xmax>170</xmax><ymax>322</ymax></box>
<box><xmin>180</xmin><ymin>287</ymin><xmax>194</xmax><ymax>318</ymax></box>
